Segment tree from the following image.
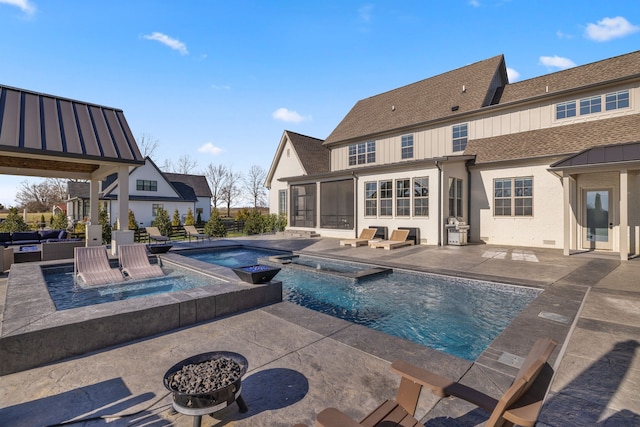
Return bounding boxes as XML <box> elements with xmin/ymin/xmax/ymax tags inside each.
<box><xmin>185</xmin><ymin>208</ymin><xmax>195</xmax><ymax>226</ymax></box>
<box><xmin>0</xmin><ymin>207</ymin><xmax>29</xmax><ymax>232</ymax></box>
<box><xmin>204</xmin><ymin>163</ymin><xmax>228</xmax><ymax>209</ymax></box>
<box><xmin>243</xmin><ymin>165</ymin><xmax>267</xmax><ymax>208</ymax></box>
<box><xmin>99</xmin><ymin>208</ymin><xmax>112</xmax><ymax>244</ymax></box>
<box><xmin>172</xmin><ymin>209</ymin><xmax>181</xmax><ymax>227</ymax></box>
<box><xmin>175</xmin><ymin>155</ymin><xmax>198</xmax><ymax>174</ymax></box>
<box><xmin>152</xmin><ymin>206</ymin><xmax>172</xmax><ymax>237</ymax></box>
<box><xmin>128</xmin><ymin>209</ymin><xmax>138</xmax><ymax>230</ymax></box>
<box><xmin>138</xmin><ymin>133</ymin><xmax>160</xmax><ymax>161</ymax></box>
<box><xmin>204</xmin><ymin>208</ymin><xmax>227</xmax><ymax>237</ymax></box>
<box><xmin>51</xmin><ymin>210</ymin><xmax>67</xmax><ymax>230</ymax></box>
<box><xmin>15</xmin><ymin>179</ymin><xmax>66</xmax><ymax>212</ymax></box>
<box><xmin>221</xmin><ymin>167</ymin><xmax>242</xmax><ymax>217</ymax></box>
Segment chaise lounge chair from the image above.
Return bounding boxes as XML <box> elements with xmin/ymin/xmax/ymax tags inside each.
<box><xmin>340</xmin><ymin>228</ymin><xmax>378</xmax><ymax>247</ymax></box>
<box><xmin>74</xmin><ymin>246</ymin><xmax>125</xmax><ymax>286</ymax></box>
<box><xmin>184</xmin><ymin>225</ymin><xmax>208</xmax><ymax>242</ymax></box>
<box><xmin>303</xmin><ymin>337</ymin><xmax>557</xmax><ymax>427</ymax></box>
<box><xmin>146</xmin><ymin>226</ymin><xmax>170</xmax><ymax>244</ymax></box>
<box><xmin>369</xmin><ymin>229</ymin><xmax>414</xmax><ymax>250</ymax></box>
<box><xmin>119</xmin><ymin>244</ymin><xmax>164</xmax><ymax>280</ymax></box>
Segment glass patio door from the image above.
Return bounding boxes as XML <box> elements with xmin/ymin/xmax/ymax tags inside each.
<box><xmin>583</xmin><ymin>189</ymin><xmax>613</xmax><ymax>250</ymax></box>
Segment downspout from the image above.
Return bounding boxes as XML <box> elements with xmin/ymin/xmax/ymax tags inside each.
<box><xmin>465</xmin><ymin>159</ymin><xmax>473</xmax><ymax>238</ymax></box>
<box><xmin>352</xmin><ymin>171</ymin><xmax>358</xmax><ymax>236</ymax></box>
<box><xmin>435</xmin><ymin>160</ymin><xmax>442</xmax><ymax>246</ymax></box>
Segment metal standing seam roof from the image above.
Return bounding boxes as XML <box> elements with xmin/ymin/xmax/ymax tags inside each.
<box><xmin>323</xmin><ymin>55</ymin><xmax>507</xmax><ymax>145</ymax></box>
<box><xmin>0</xmin><ymin>84</ymin><xmax>144</xmax><ymax>167</ymax></box>
<box><xmin>551</xmin><ymin>141</ymin><xmax>640</xmax><ymax>169</ymax></box>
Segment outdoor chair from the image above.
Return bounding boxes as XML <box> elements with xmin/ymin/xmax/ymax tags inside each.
<box><xmin>145</xmin><ymin>226</ymin><xmax>170</xmax><ymax>244</ymax></box>
<box><xmin>119</xmin><ymin>244</ymin><xmax>164</xmax><ymax>280</ymax></box>
<box><xmin>340</xmin><ymin>228</ymin><xmax>378</xmax><ymax>247</ymax></box>
<box><xmin>184</xmin><ymin>225</ymin><xmax>208</xmax><ymax>242</ymax></box>
<box><xmin>74</xmin><ymin>246</ymin><xmax>125</xmax><ymax>286</ymax></box>
<box><xmin>302</xmin><ymin>337</ymin><xmax>557</xmax><ymax>427</ymax></box>
<box><xmin>369</xmin><ymin>229</ymin><xmax>414</xmax><ymax>250</ymax></box>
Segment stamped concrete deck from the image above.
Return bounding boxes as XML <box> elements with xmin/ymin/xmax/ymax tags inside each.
<box><xmin>0</xmin><ymin>236</ymin><xmax>639</xmax><ymax>426</ymax></box>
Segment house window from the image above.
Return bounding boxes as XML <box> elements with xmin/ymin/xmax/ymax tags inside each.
<box><xmin>413</xmin><ymin>177</ymin><xmax>428</xmax><ymax>216</ymax></box>
<box><xmin>348</xmin><ymin>141</ymin><xmax>376</xmax><ymax>166</ymax></box>
<box><xmin>494</xmin><ymin>177</ymin><xmax>533</xmax><ymax>216</ymax></box>
<box><xmin>379</xmin><ymin>180</ymin><xmax>393</xmax><ymax>216</ymax></box>
<box><xmin>556</xmin><ymin>101</ymin><xmax>576</xmax><ymax>119</ymax></box>
<box><xmin>137</xmin><ymin>180</ymin><xmax>157</xmax><ymax>191</ymax></box>
<box><xmin>452</xmin><ymin>124</ymin><xmax>468</xmax><ymax>152</ymax></box>
<box><xmin>365</xmin><ymin>182</ymin><xmax>377</xmax><ymax>217</ymax></box>
<box><xmin>448</xmin><ymin>178</ymin><xmax>462</xmax><ymax>217</ymax></box>
<box><xmin>152</xmin><ymin>204</ymin><xmax>163</xmax><ymax>217</ymax></box>
<box><xmin>396</xmin><ymin>179</ymin><xmax>411</xmax><ymax>216</ymax></box>
<box><xmin>580</xmin><ymin>96</ymin><xmax>601</xmax><ymax>115</ymax></box>
<box><xmin>605</xmin><ymin>90</ymin><xmax>629</xmax><ymax>111</ymax></box>
<box><xmin>401</xmin><ymin>134</ymin><xmax>413</xmax><ymax>159</ymax></box>
<box><xmin>278</xmin><ymin>190</ymin><xmax>287</xmax><ymax>215</ymax></box>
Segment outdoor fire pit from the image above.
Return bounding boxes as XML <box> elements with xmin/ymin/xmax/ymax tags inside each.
<box><xmin>232</xmin><ymin>264</ymin><xmax>281</xmax><ymax>284</ymax></box>
<box><xmin>164</xmin><ymin>351</ymin><xmax>248</xmax><ymax>427</ymax></box>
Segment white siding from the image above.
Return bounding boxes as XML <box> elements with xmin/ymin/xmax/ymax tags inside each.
<box><xmin>268</xmin><ymin>139</ymin><xmax>306</xmax><ymax>215</ymax></box>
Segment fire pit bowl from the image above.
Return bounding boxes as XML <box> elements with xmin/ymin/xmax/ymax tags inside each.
<box><xmin>232</xmin><ymin>264</ymin><xmax>281</xmax><ymax>284</ymax></box>
<box><xmin>163</xmin><ymin>351</ymin><xmax>248</xmax><ymax>413</ymax></box>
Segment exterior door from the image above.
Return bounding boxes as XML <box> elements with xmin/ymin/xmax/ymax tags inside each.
<box><xmin>583</xmin><ymin>189</ymin><xmax>613</xmax><ymax>250</ymax></box>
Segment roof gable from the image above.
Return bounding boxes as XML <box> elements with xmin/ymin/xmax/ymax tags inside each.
<box><xmin>265</xmin><ymin>130</ymin><xmax>328</xmax><ymax>187</ymax></box>
<box><xmin>324</xmin><ymin>55</ymin><xmax>507</xmax><ymax>145</ymax></box>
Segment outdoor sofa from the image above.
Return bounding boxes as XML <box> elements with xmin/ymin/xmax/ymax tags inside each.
<box><xmin>0</xmin><ymin>229</ymin><xmax>80</xmax><ymax>247</ymax></box>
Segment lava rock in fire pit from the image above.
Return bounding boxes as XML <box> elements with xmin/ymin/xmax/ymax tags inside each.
<box><xmin>168</xmin><ymin>357</ymin><xmax>242</xmax><ymax>394</ymax></box>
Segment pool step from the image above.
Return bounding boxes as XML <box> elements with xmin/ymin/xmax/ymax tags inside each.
<box><xmin>280</xmin><ymin>230</ymin><xmax>321</xmax><ymax>238</ymax></box>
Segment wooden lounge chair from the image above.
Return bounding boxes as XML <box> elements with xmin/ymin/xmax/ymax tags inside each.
<box><xmin>340</xmin><ymin>228</ymin><xmax>378</xmax><ymax>247</ymax></box>
<box><xmin>184</xmin><ymin>225</ymin><xmax>208</xmax><ymax>242</ymax></box>
<box><xmin>74</xmin><ymin>246</ymin><xmax>125</xmax><ymax>286</ymax></box>
<box><xmin>145</xmin><ymin>226</ymin><xmax>170</xmax><ymax>243</ymax></box>
<box><xmin>369</xmin><ymin>229</ymin><xmax>414</xmax><ymax>250</ymax></box>
<box><xmin>309</xmin><ymin>337</ymin><xmax>557</xmax><ymax>427</ymax></box>
<box><xmin>119</xmin><ymin>244</ymin><xmax>164</xmax><ymax>280</ymax></box>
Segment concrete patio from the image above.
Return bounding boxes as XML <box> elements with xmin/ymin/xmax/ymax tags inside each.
<box><xmin>0</xmin><ymin>236</ymin><xmax>639</xmax><ymax>426</ymax></box>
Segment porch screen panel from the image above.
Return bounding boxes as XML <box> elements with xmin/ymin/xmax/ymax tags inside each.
<box><xmin>290</xmin><ymin>184</ymin><xmax>316</xmax><ymax>227</ymax></box>
<box><xmin>320</xmin><ymin>179</ymin><xmax>354</xmax><ymax>229</ymax></box>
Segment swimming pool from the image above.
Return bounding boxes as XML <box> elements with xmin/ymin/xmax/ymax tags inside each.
<box><xmin>181</xmin><ymin>249</ymin><xmax>541</xmax><ymax>360</ymax></box>
<box><xmin>45</xmin><ymin>263</ymin><xmax>229</xmax><ymax>310</ymax></box>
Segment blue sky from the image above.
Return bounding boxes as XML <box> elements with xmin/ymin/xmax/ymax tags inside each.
<box><xmin>0</xmin><ymin>0</ymin><xmax>638</xmax><ymax>208</ymax></box>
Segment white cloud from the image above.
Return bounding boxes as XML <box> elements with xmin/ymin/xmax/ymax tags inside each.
<box><xmin>197</xmin><ymin>142</ymin><xmax>224</xmax><ymax>155</ymax></box>
<box><xmin>585</xmin><ymin>16</ymin><xmax>639</xmax><ymax>42</ymax></box>
<box><xmin>0</xmin><ymin>0</ymin><xmax>36</xmax><ymax>14</ymax></box>
<box><xmin>469</xmin><ymin>0</ymin><xmax>481</xmax><ymax>7</ymax></box>
<box><xmin>539</xmin><ymin>55</ymin><xmax>576</xmax><ymax>70</ymax></box>
<box><xmin>143</xmin><ymin>32</ymin><xmax>188</xmax><ymax>55</ymax></box>
<box><xmin>358</xmin><ymin>4</ymin><xmax>374</xmax><ymax>23</ymax></box>
<box><xmin>272</xmin><ymin>107</ymin><xmax>310</xmax><ymax>123</ymax></box>
<box><xmin>506</xmin><ymin>67</ymin><xmax>520</xmax><ymax>82</ymax></box>
<box><xmin>556</xmin><ymin>30</ymin><xmax>574</xmax><ymax>39</ymax></box>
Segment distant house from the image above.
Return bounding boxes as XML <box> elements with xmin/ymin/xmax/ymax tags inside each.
<box><xmin>267</xmin><ymin>50</ymin><xmax>640</xmax><ymax>260</ymax></box>
<box><xmin>67</xmin><ymin>157</ymin><xmax>212</xmax><ymax>227</ymax></box>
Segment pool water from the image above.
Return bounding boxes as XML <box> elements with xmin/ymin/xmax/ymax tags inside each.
<box><xmin>184</xmin><ymin>249</ymin><xmax>541</xmax><ymax>361</ymax></box>
<box><xmin>182</xmin><ymin>247</ymin><xmax>285</xmax><ymax>268</ymax></box>
<box><xmin>45</xmin><ymin>264</ymin><xmax>228</xmax><ymax>310</ymax></box>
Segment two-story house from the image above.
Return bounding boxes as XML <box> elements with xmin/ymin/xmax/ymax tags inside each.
<box><xmin>267</xmin><ymin>50</ymin><xmax>640</xmax><ymax>260</ymax></box>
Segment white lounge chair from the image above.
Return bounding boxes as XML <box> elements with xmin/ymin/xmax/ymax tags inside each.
<box><xmin>145</xmin><ymin>227</ymin><xmax>170</xmax><ymax>243</ymax></box>
<box><xmin>119</xmin><ymin>244</ymin><xmax>164</xmax><ymax>280</ymax></box>
<box><xmin>74</xmin><ymin>246</ymin><xmax>125</xmax><ymax>286</ymax></box>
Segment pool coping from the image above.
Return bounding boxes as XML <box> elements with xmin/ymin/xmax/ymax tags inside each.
<box><xmin>0</xmin><ymin>249</ymin><xmax>283</xmax><ymax>375</ymax></box>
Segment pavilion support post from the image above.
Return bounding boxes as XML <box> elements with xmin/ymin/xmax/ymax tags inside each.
<box><xmin>85</xmin><ymin>179</ymin><xmax>102</xmax><ymax>247</ymax></box>
<box><xmin>111</xmin><ymin>166</ymin><xmax>134</xmax><ymax>255</ymax></box>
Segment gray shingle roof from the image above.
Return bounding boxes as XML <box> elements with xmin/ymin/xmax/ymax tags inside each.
<box><xmin>324</xmin><ymin>55</ymin><xmax>507</xmax><ymax>145</ymax></box>
<box><xmin>164</xmin><ymin>173</ymin><xmax>212</xmax><ymax>198</ymax></box>
<box><xmin>498</xmin><ymin>50</ymin><xmax>640</xmax><ymax>104</ymax></box>
<box><xmin>286</xmin><ymin>130</ymin><xmax>330</xmax><ymax>174</ymax></box>
<box><xmin>465</xmin><ymin>114</ymin><xmax>640</xmax><ymax>164</ymax></box>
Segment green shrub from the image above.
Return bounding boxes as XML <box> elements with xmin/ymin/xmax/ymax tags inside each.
<box><xmin>99</xmin><ymin>208</ymin><xmax>112</xmax><ymax>243</ymax></box>
<box><xmin>172</xmin><ymin>209</ymin><xmax>181</xmax><ymax>227</ymax></box>
<box><xmin>51</xmin><ymin>210</ymin><xmax>68</xmax><ymax>230</ymax></box>
<box><xmin>152</xmin><ymin>207</ymin><xmax>172</xmax><ymax>237</ymax></box>
<box><xmin>243</xmin><ymin>209</ymin><xmax>264</xmax><ymax>235</ymax></box>
<box><xmin>185</xmin><ymin>208</ymin><xmax>195</xmax><ymax>226</ymax></box>
<box><xmin>0</xmin><ymin>207</ymin><xmax>30</xmax><ymax>232</ymax></box>
<box><xmin>204</xmin><ymin>209</ymin><xmax>227</xmax><ymax>237</ymax></box>
<box><xmin>128</xmin><ymin>209</ymin><xmax>138</xmax><ymax>230</ymax></box>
